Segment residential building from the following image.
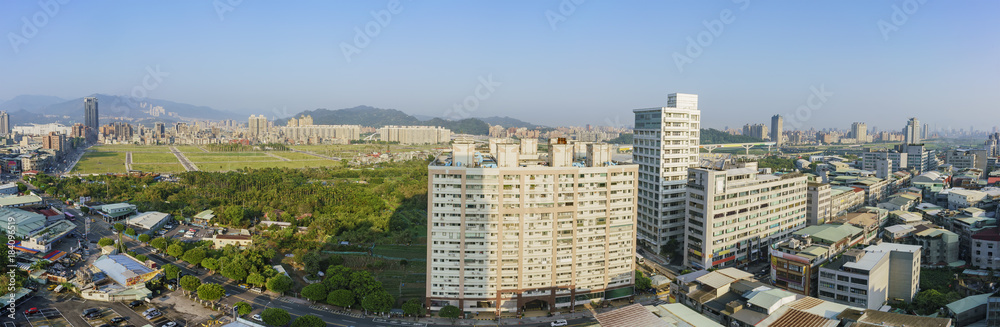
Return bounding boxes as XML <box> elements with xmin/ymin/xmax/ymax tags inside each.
<box><xmin>633</xmin><ymin>93</ymin><xmax>701</xmax><ymax>253</ymax></box>
<box><xmin>817</xmin><ymin>243</ymin><xmax>921</xmax><ymax>309</ymax></box>
<box><xmin>248</xmin><ymin>114</ymin><xmax>268</xmax><ymax>137</ymax></box>
<box><xmin>743</xmin><ymin>124</ymin><xmax>768</xmax><ymax>140</ymax></box>
<box><xmin>972</xmin><ymin>227</ymin><xmax>1000</xmax><ymax>270</ymax></box>
<box><xmin>769</xmin><ymin>224</ymin><xmax>864</xmax><ymax>297</ymax></box>
<box><xmin>838</xmin><ymin>308</ymin><xmax>952</xmax><ymax>327</ymax></box>
<box><xmin>913</xmin><ymin>227</ymin><xmax>960</xmax><ymax>266</ymax></box>
<box><xmin>946</xmin><ymin>293</ymin><xmax>990</xmax><ymax>327</ymax></box>
<box><xmin>771</xmin><ymin>115</ymin><xmax>783</xmax><ymax>146</ymax></box>
<box><xmin>862</xmin><ymin>150</ymin><xmax>908</xmax><ymax>173</ymax></box>
<box><xmin>947</xmin><ymin>149</ymin><xmax>988</xmax><ymax>170</ymax></box>
<box><xmin>905</xmin><ymin>117</ymin><xmax>921</xmax><ymax>145</ymax></box>
<box><xmin>379</xmin><ymin>125</ymin><xmax>451</xmax><ymax>144</ymax></box>
<box><xmin>42</xmin><ymin>132</ymin><xmax>65</xmax><ymax>152</ymax></box>
<box><xmin>807</xmin><ymin>182</ymin><xmax>832</xmax><ymax>225</ymax></box>
<box><xmin>829</xmin><ymin>186</ymin><xmax>865</xmax><ymax>218</ymax></box>
<box><xmin>425</xmin><ymin>139</ymin><xmax>638</xmax><ymax>314</ymax></box>
<box><xmin>851</xmin><ymin>122</ymin><xmax>867</xmax><ymax>144</ymax></box>
<box><xmin>683</xmin><ymin>165</ymin><xmax>808</xmax><ymax>270</ymax></box>
<box><xmin>828</xmin><ymin>212</ymin><xmax>881</xmax><ymax>245</ymax></box>
<box><xmin>84</xmin><ymin>97</ymin><xmax>98</xmax><ymax>142</ymax></box>
<box><xmin>206</xmin><ymin>234</ymin><xmax>253</xmax><ymax>248</ymax></box>
<box><xmin>0</xmin><ymin>111</ymin><xmax>9</xmax><ymax>136</ymax></box>
<box><xmin>282</xmin><ymin>124</ymin><xmax>362</xmax><ymax>144</ymax></box>
<box><xmin>877</xmin><ymin>193</ymin><xmax>921</xmax><ymax>212</ymax></box>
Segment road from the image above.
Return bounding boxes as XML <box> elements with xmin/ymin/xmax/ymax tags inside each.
<box><xmin>169</xmin><ymin>146</ymin><xmax>199</xmax><ymax>171</ymax></box>
<box><xmin>290</xmin><ymin>148</ymin><xmax>341</xmax><ymax>161</ymax></box>
<box><xmin>126</xmin><ymin>151</ymin><xmax>133</xmax><ymax>171</ymax></box>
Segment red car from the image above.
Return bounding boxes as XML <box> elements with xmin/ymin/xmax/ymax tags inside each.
<box><xmin>24</xmin><ymin>307</ymin><xmax>39</xmax><ymax>315</ymax></box>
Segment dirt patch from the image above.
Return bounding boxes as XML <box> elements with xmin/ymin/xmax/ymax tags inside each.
<box><xmin>152</xmin><ymin>292</ymin><xmax>221</xmax><ymax>324</ymax></box>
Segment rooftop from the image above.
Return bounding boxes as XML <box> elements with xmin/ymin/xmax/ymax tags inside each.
<box><xmin>0</xmin><ymin>194</ymin><xmax>42</xmax><ymax>207</ymax></box>
<box><xmin>595</xmin><ymin>304</ymin><xmax>669</xmax><ymax>327</ymax></box>
<box><xmin>946</xmin><ymin>293</ymin><xmax>990</xmax><ymax>314</ymax></box>
<box><xmin>840</xmin><ymin>309</ymin><xmax>952</xmax><ymax>327</ymax></box>
<box><xmin>793</xmin><ymin>224</ymin><xmax>862</xmax><ymax>244</ymax></box>
<box><xmin>126</xmin><ymin>211</ymin><xmax>171</xmax><ymax>230</ymax></box>
<box><xmin>646</xmin><ymin>303</ymin><xmax>722</xmax><ymax>327</ymax></box>
<box><xmin>93</xmin><ymin>254</ymin><xmax>158</xmax><ymax>286</ymax></box>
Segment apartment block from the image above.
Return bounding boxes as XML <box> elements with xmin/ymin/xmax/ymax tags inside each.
<box><xmin>829</xmin><ymin>186</ymin><xmax>866</xmax><ymax>218</ymax></box>
<box><xmin>426</xmin><ymin>139</ymin><xmax>638</xmax><ymax>314</ymax></box>
<box><xmin>807</xmin><ymin>182</ymin><xmax>832</xmax><ymax>225</ymax></box>
<box><xmin>632</xmin><ymin>93</ymin><xmax>701</xmax><ymax>253</ymax></box>
<box><xmin>281</xmin><ymin>125</ymin><xmax>361</xmax><ymax>144</ymax></box>
<box><xmin>683</xmin><ymin>164</ymin><xmax>808</xmax><ymax>270</ymax></box>
<box><xmin>862</xmin><ymin>151</ymin><xmax>908</xmax><ymax>172</ymax></box>
<box><xmin>817</xmin><ymin>243</ymin><xmax>921</xmax><ymax>309</ymax></box>
<box><xmin>379</xmin><ymin>125</ymin><xmax>452</xmax><ymax>144</ymax></box>
<box><xmin>769</xmin><ymin>224</ymin><xmax>864</xmax><ymax>296</ymax></box>
<box><xmin>946</xmin><ymin>149</ymin><xmax>988</xmax><ymax>170</ymax></box>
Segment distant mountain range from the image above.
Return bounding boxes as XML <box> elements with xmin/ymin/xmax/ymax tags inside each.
<box><xmin>287</xmin><ymin>106</ymin><xmax>549</xmax><ymax>135</ymax></box>
<box><xmin>0</xmin><ymin>94</ymin><xmax>236</xmax><ymax>126</ymax></box>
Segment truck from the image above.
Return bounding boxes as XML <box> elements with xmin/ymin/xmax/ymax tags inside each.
<box><xmin>53</xmin><ymin>284</ymin><xmax>64</xmax><ymax>293</ymax></box>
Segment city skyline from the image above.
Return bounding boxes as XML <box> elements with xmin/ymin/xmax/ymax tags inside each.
<box><xmin>0</xmin><ymin>1</ymin><xmax>997</xmax><ymax>129</ymax></box>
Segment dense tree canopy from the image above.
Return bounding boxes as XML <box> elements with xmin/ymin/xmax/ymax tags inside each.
<box><xmin>261</xmin><ymin>308</ymin><xmax>291</xmax><ymax>327</ymax></box>
<box><xmin>180</xmin><ymin>275</ymin><xmax>202</xmax><ymax>292</ymax></box>
<box><xmin>302</xmin><ymin>283</ymin><xmax>328</xmax><ymax>302</ymax></box>
<box><xmin>267</xmin><ymin>275</ymin><xmax>294</xmax><ymax>294</ymax></box>
<box><xmin>291</xmin><ymin>315</ymin><xmax>325</xmax><ymax>327</ymax></box>
<box><xmin>197</xmin><ymin>283</ymin><xmax>226</xmax><ymax>302</ymax></box>
<box><xmin>235</xmin><ymin>301</ymin><xmax>252</xmax><ymax>315</ymax></box>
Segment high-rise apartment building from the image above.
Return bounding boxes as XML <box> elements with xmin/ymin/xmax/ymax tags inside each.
<box><xmin>0</xmin><ymin>111</ymin><xmax>9</xmax><ymax>137</ymax></box>
<box><xmin>807</xmin><ymin>182</ymin><xmax>832</xmax><ymax>225</ymax></box>
<box><xmin>683</xmin><ymin>162</ymin><xmax>809</xmax><ymax>270</ymax></box>
<box><xmin>425</xmin><ymin>139</ymin><xmax>638</xmax><ymax>314</ymax></box>
<box><xmin>633</xmin><ymin>93</ymin><xmax>701</xmax><ymax>253</ymax></box>
<box><xmin>851</xmin><ymin>122</ymin><xmax>867</xmax><ymax>144</ymax></box>
<box><xmin>743</xmin><ymin>124</ymin><xmax>769</xmax><ymax>140</ymax></box>
<box><xmin>904</xmin><ymin>118</ymin><xmax>921</xmax><ymax>145</ymax></box>
<box><xmin>771</xmin><ymin>115</ymin><xmax>783</xmax><ymax>146</ymax></box>
<box><xmin>248</xmin><ymin>115</ymin><xmax>268</xmax><ymax>137</ymax></box>
<box><xmin>379</xmin><ymin>126</ymin><xmax>451</xmax><ymax>144</ymax></box>
<box><xmin>84</xmin><ymin>97</ymin><xmax>99</xmax><ymax>142</ymax></box>
<box><xmin>71</xmin><ymin>123</ymin><xmax>86</xmax><ymax>139</ymax></box>
<box><xmin>42</xmin><ymin>132</ymin><xmax>65</xmax><ymax>152</ymax></box>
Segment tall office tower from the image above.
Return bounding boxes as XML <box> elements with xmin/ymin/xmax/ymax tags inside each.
<box><xmin>742</xmin><ymin>124</ymin><xmax>769</xmax><ymax>140</ymax></box>
<box><xmin>987</xmin><ymin>133</ymin><xmax>1000</xmax><ymax>157</ymax></box>
<box><xmin>924</xmin><ymin>123</ymin><xmax>931</xmax><ymax>139</ymax></box>
<box><xmin>84</xmin><ymin>97</ymin><xmax>99</xmax><ymax>143</ymax></box>
<box><xmin>633</xmin><ymin>93</ymin><xmax>700</xmax><ymax>253</ymax></box>
<box><xmin>851</xmin><ymin>122</ymin><xmax>867</xmax><ymax>144</ymax></box>
<box><xmin>771</xmin><ymin>115</ymin><xmax>784</xmax><ymax>146</ymax></box>
<box><xmin>0</xmin><ymin>111</ymin><xmax>9</xmax><ymax>136</ymax></box>
<box><xmin>683</xmin><ymin>162</ymin><xmax>809</xmax><ymax>270</ymax></box>
<box><xmin>154</xmin><ymin>122</ymin><xmax>166</xmax><ymax>137</ymax></box>
<box><xmin>903</xmin><ymin>117</ymin><xmax>921</xmax><ymax>145</ymax></box>
<box><xmin>425</xmin><ymin>140</ymin><xmax>638</xmax><ymax>314</ymax></box>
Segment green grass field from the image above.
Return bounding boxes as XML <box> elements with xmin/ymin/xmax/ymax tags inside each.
<box><xmin>270</xmin><ymin>151</ymin><xmax>324</xmax><ymax>160</ymax></box>
<box><xmin>92</xmin><ymin>145</ymin><xmax>172</xmax><ymax>152</ymax></box>
<box><xmin>195</xmin><ymin>160</ymin><xmax>339</xmax><ymax>171</ymax></box>
<box><xmin>72</xmin><ymin>151</ymin><xmax>127</xmax><ymax>174</ymax></box>
<box><xmin>130</xmin><ymin>152</ymin><xmax>181</xmax><ymax>164</ymax></box>
<box><xmin>131</xmin><ymin>163</ymin><xmax>187</xmax><ymax>173</ymax></box>
<box><xmin>187</xmin><ymin>155</ymin><xmax>281</xmax><ymax>162</ymax></box>
<box><xmin>173</xmin><ymin>145</ymin><xmax>207</xmax><ymax>153</ymax></box>
<box><xmin>373</xmin><ymin>245</ymin><xmax>426</xmax><ymax>260</ymax></box>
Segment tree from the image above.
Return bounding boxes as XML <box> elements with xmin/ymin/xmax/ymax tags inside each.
<box><xmin>221</xmin><ymin>259</ymin><xmax>248</xmax><ymax>281</ymax></box>
<box><xmin>180</xmin><ymin>275</ymin><xmax>202</xmax><ymax>292</ymax></box>
<box><xmin>439</xmin><ymin>305</ymin><xmax>461</xmax><ymax>321</ymax></box>
<box><xmin>261</xmin><ymin>307</ymin><xmax>291</xmax><ymax>327</ymax></box>
<box><xmin>183</xmin><ymin>248</ymin><xmax>206</xmax><ymax>266</ymax></box>
<box><xmin>402</xmin><ymin>298</ymin><xmax>425</xmax><ymax>317</ymax></box>
<box><xmin>301</xmin><ymin>251</ymin><xmax>327</xmax><ymax>276</ymax></box>
<box><xmin>135</xmin><ymin>254</ymin><xmax>148</xmax><ymax>262</ymax></box>
<box><xmin>124</xmin><ymin>228</ymin><xmax>136</xmax><ymax>236</ymax></box>
<box><xmin>167</xmin><ymin>244</ymin><xmax>185</xmax><ymax>258</ymax></box>
<box><xmin>163</xmin><ymin>264</ymin><xmax>181</xmax><ymax>279</ymax></box>
<box><xmin>113</xmin><ymin>223</ymin><xmax>125</xmax><ymax>231</ymax></box>
<box><xmin>151</xmin><ymin>237</ymin><xmax>168</xmax><ymax>251</ymax></box>
<box><xmin>349</xmin><ymin>270</ymin><xmax>382</xmax><ymax>298</ymax></box>
<box><xmin>302</xmin><ymin>283</ymin><xmax>328</xmax><ymax>302</ymax></box>
<box><xmin>635</xmin><ymin>270</ymin><xmax>652</xmax><ymax>290</ymax></box>
<box><xmin>323</xmin><ymin>265</ymin><xmax>352</xmax><ymax>290</ymax></box>
<box><xmin>267</xmin><ymin>275</ymin><xmax>294</xmax><ymax>294</ymax></box>
<box><xmin>235</xmin><ymin>301</ymin><xmax>252</xmax><ymax>315</ymax></box>
<box><xmin>291</xmin><ymin>315</ymin><xmax>325</xmax><ymax>327</ymax></box>
<box><xmin>327</xmin><ymin>289</ymin><xmax>355</xmax><ymax>307</ymax></box>
<box><xmin>247</xmin><ymin>273</ymin><xmax>266</xmax><ymax>288</ymax></box>
<box><xmin>16</xmin><ymin>182</ymin><xmax>27</xmax><ymax>193</ymax></box>
<box><xmin>98</xmin><ymin>237</ymin><xmax>115</xmax><ymax>247</ymax></box>
<box><xmin>361</xmin><ymin>289</ymin><xmax>394</xmax><ymax>314</ymax></box>
<box><xmin>201</xmin><ymin>257</ymin><xmax>220</xmax><ymax>271</ymax></box>
<box><xmin>80</xmin><ymin>206</ymin><xmax>90</xmax><ymax>214</ymax></box>
<box><xmin>137</xmin><ymin>234</ymin><xmax>151</xmax><ymax>243</ymax></box>
<box><xmin>197</xmin><ymin>283</ymin><xmax>226</xmax><ymax>302</ymax></box>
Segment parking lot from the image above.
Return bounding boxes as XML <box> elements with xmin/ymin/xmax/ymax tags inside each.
<box><xmin>23</xmin><ymin>308</ymin><xmax>73</xmax><ymax>327</ymax></box>
<box><xmin>122</xmin><ymin>301</ymin><xmax>182</xmax><ymax>327</ymax></box>
<box><xmin>81</xmin><ymin>307</ymin><xmax>127</xmax><ymax>327</ymax></box>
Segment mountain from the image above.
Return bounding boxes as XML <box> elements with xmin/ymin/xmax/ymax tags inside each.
<box><xmin>477</xmin><ymin>116</ymin><xmax>545</xmax><ymax>129</ymax></box>
<box><xmin>40</xmin><ymin>94</ymin><xmax>235</xmax><ymax>121</ymax></box>
<box><xmin>0</xmin><ymin>95</ymin><xmax>66</xmax><ymax>112</ymax></box>
<box><xmin>290</xmin><ymin>106</ymin><xmax>491</xmax><ymax>135</ymax></box>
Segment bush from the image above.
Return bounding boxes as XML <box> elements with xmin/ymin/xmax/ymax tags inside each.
<box><xmin>97</xmin><ymin>237</ymin><xmax>114</xmax><ymax>247</ymax></box>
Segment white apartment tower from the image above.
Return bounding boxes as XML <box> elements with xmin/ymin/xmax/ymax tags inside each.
<box><xmin>632</xmin><ymin>93</ymin><xmax>701</xmax><ymax>253</ymax></box>
<box><xmin>771</xmin><ymin>115</ymin><xmax>783</xmax><ymax>146</ymax></box>
<box><xmin>904</xmin><ymin>118</ymin><xmax>921</xmax><ymax>145</ymax></box>
<box><xmin>683</xmin><ymin>164</ymin><xmax>809</xmax><ymax>270</ymax></box>
<box><xmin>851</xmin><ymin>122</ymin><xmax>867</xmax><ymax>144</ymax></box>
<box><xmin>426</xmin><ymin>139</ymin><xmax>638</xmax><ymax>314</ymax></box>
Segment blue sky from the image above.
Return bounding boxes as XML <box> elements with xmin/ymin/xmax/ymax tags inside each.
<box><xmin>1</xmin><ymin>1</ymin><xmax>997</xmax><ymax>131</ymax></box>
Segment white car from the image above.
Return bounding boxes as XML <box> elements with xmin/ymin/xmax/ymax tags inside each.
<box><xmin>163</xmin><ymin>322</ymin><xmax>178</xmax><ymax>327</ymax></box>
<box><xmin>252</xmin><ymin>314</ymin><xmax>262</xmax><ymax>321</ymax></box>
<box><xmin>551</xmin><ymin>320</ymin><xmax>568</xmax><ymax>327</ymax></box>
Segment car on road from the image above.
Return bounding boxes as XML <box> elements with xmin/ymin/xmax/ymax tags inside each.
<box><xmin>23</xmin><ymin>307</ymin><xmax>39</xmax><ymax>315</ymax></box>
<box><xmin>238</xmin><ymin>283</ymin><xmax>249</xmax><ymax>289</ymax></box>
<box><xmin>252</xmin><ymin>314</ymin><xmax>261</xmax><ymax>321</ymax></box>
<box><xmin>551</xmin><ymin>319</ymin><xmax>568</xmax><ymax>327</ymax></box>
<box><xmin>128</xmin><ymin>300</ymin><xmax>144</xmax><ymax>308</ymax></box>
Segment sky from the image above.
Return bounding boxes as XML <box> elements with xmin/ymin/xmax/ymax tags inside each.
<box><xmin>1</xmin><ymin>1</ymin><xmax>998</xmax><ymax>131</ymax></box>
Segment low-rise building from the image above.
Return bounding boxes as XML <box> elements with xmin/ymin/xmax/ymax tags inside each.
<box><xmin>205</xmin><ymin>234</ymin><xmax>253</xmax><ymax>248</ymax></box>
<box><xmin>829</xmin><ymin>186</ymin><xmax>865</xmax><ymax>218</ymax></box>
<box><xmin>913</xmin><ymin>227</ymin><xmax>960</xmax><ymax>267</ymax></box>
<box><xmin>878</xmin><ymin>193</ymin><xmax>921</xmax><ymax>212</ymax></box>
<box><xmin>96</xmin><ymin>203</ymin><xmax>137</xmax><ymax>221</ymax></box>
<box><xmin>828</xmin><ymin>212</ymin><xmax>881</xmax><ymax>245</ymax></box>
<box><xmin>816</xmin><ymin>243</ymin><xmax>921</xmax><ymax>309</ymax></box>
<box><xmin>0</xmin><ymin>194</ymin><xmax>43</xmax><ymax>208</ymax></box>
<box><xmin>972</xmin><ymin>227</ymin><xmax>1000</xmax><ymax>270</ymax></box>
<box><xmin>769</xmin><ymin>224</ymin><xmax>863</xmax><ymax>297</ymax></box>
<box><xmin>946</xmin><ymin>292</ymin><xmax>990</xmax><ymax>327</ymax></box>
<box><xmin>125</xmin><ymin>211</ymin><xmax>172</xmax><ymax>234</ymax></box>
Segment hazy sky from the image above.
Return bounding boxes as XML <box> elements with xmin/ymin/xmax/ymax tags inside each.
<box><xmin>1</xmin><ymin>1</ymin><xmax>997</xmax><ymax>131</ymax></box>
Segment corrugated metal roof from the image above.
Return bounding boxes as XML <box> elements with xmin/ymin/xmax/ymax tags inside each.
<box><xmin>594</xmin><ymin>304</ymin><xmax>669</xmax><ymax>327</ymax></box>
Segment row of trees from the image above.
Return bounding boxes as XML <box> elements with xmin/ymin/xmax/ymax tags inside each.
<box><xmin>301</xmin><ymin>264</ymin><xmax>395</xmax><ymax>314</ymax></box>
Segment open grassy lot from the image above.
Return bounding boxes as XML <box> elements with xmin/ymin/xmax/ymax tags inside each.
<box><xmin>131</xmin><ymin>152</ymin><xmax>181</xmax><ymax>163</ymax></box>
<box><xmin>293</xmin><ymin>144</ymin><xmax>441</xmax><ymax>157</ymax></box>
<box><xmin>187</xmin><ymin>155</ymin><xmax>282</xmax><ymax>162</ymax></box>
<box><xmin>373</xmin><ymin>245</ymin><xmax>427</xmax><ymax>260</ymax></box>
<box><xmin>271</xmin><ymin>151</ymin><xmax>325</xmax><ymax>160</ymax></box>
<box><xmin>92</xmin><ymin>145</ymin><xmax>172</xmax><ymax>152</ymax></box>
<box><xmin>130</xmin><ymin>163</ymin><xmax>187</xmax><ymax>173</ymax></box>
<box><xmin>173</xmin><ymin>145</ymin><xmax>207</xmax><ymax>152</ymax></box>
<box><xmin>71</xmin><ymin>151</ymin><xmax>126</xmax><ymax>174</ymax></box>
<box><xmin>195</xmin><ymin>159</ymin><xmax>339</xmax><ymax>171</ymax></box>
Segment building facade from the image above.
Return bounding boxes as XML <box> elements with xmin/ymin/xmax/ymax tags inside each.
<box><xmin>379</xmin><ymin>125</ymin><xmax>451</xmax><ymax>144</ymax></box>
<box><xmin>817</xmin><ymin>243</ymin><xmax>920</xmax><ymax>309</ymax></box>
<box><xmin>771</xmin><ymin>115</ymin><xmax>783</xmax><ymax>146</ymax></box>
<box><xmin>84</xmin><ymin>97</ymin><xmax>99</xmax><ymax>142</ymax></box>
<box><xmin>425</xmin><ymin>140</ymin><xmax>638</xmax><ymax>314</ymax></box>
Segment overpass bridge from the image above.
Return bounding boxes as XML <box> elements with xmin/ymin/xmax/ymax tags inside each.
<box><xmin>700</xmin><ymin>142</ymin><xmax>777</xmax><ymax>154</ymax></box>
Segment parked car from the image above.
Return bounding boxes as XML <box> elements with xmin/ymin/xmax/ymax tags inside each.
<box><xmin>252</xmin><ymin>314</ymin><xmax>262</xmax><ymax>321</ymax></box>
<box><xmin>238</xmin><ymin>283</ymin><xmax>249</xmax><ymax>289</ymax></box>
<box><xmin>551</xmin><ymin>320</ymin><xmax>568</xmax><ymax>327</ymax></box>
<box><xmin>111</xmin><ymin>317</ymin><xmax>127</xmax><ymax>323</ymax></box>
<box><xmin>162</xmin><ymin>322</ymin><xmax>177</xmax><ymax>327</ymax></box>
<box><xmin>128</xmin><ymin>300</ymin><xmax>144</xmax><ymax>308</ymax></box>
<box><xmin>23</xmin><ymin>307</ymin><xmax>39</xmax><ymax>315</ymax></box>
<box><xmin>83</xmin><ymin>308</ymin><xmax>101</xmax><ymax>316</ymax></box>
